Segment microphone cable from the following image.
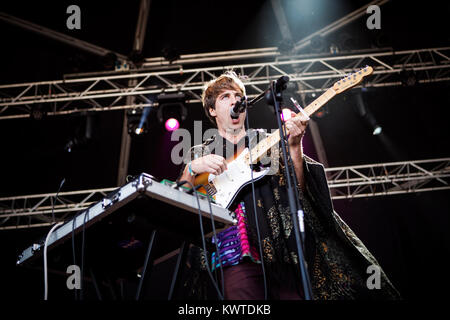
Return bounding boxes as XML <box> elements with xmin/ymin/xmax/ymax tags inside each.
<box><xmin>245</xmin><ymin>113</ymin><xmax>268</xmax><ymax>301</ymax></box>
<box><xmin>80</xmin><ymin>208</ymin><xmax>90</xmax><ymax>300</ymax></box>
<box><xmin>44</xmin><ymin>177</ymin><xmax>66</xmax><ymax>300</ymax></box>
<box><xmin>175</xmin><ymin>180</ymin><xmax>224</xmax><ymax>300</ymax></box>
<box><xmin>51</xmin><ymin>178</ymin><xmax>65</xmax><ymax>223</ymax></box>
<box><xmin>202</xmin><ymin>184</ymin><xmax>225</xmax><ymax>299</ymax></box>
<box><xmin>71</xmin><ymin>214</ymin><xmax>78</xmax><ymax>300</ymax></box>
<box><xmin>43</xmin><ymin>221</ymin><xmax>64</xmax><ymax>300</ymax></box>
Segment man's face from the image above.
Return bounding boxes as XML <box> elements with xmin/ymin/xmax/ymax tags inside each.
<box><xmin>209</xmin><ymin>89</ymin><xmax>246</xmax><ymax>133</ymax></box>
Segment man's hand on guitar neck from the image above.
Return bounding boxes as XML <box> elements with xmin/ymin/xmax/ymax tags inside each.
<box><xmin>285</xmin><ymin>110</ymin><xmax>309</xmax><ymax>192</ymax></box>
<box><xmin>285</xmin><ymin>111</ymin><xmax>309</xmax><ymax>148</ymax></box>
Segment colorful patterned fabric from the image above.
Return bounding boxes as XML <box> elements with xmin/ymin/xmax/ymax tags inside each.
<box><xmin>211</xmin><ymin>202</ymin><xmax>261</xmax><ymax>271</ymax></box>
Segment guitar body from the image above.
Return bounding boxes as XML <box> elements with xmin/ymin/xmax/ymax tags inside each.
<box><xmin>194</xmin><ymin>148</ymin><xmax>270</xmax><ymax>209</ymax></box>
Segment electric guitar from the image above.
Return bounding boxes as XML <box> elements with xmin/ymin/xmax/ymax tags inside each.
<box><xmin>194</xmin><ymin>66</ymin><xmax>374</xmax><ymax>208</ymax></box>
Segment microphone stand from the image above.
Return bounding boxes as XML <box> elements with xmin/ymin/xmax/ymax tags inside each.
<box><xmin>264</xmin><ymin>77</ymin><xmax>314</xmax><ymax>300</ymax></box>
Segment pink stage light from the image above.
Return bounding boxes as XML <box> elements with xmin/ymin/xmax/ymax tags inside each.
<box><xmin>165</xmin><ymin>118</ymin><xmax>180</xmax><ymax>131</ymax></box>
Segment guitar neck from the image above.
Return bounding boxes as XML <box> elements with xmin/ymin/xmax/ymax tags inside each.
<box><xmin>245</xmin><ymin>87</ymin><xmax>336</xmax><ymax>164</ymax></box>
<box><xmin>303</xmin><ymin>87</ymin><xmax>337</xmax><ymax>116</ymax></box>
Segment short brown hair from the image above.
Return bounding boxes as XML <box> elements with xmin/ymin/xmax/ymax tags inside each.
<box><xmin>201</xmin><ymin>71</ymin><xmax>246</xmax><ymax>125</ymax></box>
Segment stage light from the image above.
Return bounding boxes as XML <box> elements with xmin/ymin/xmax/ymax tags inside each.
<box><xmin>127</xmin><ymin>106</ymin><xmax>155</xmax><ymax>137</ymax></box>
<box><xmin>157</xmin><ymin>92</ymin><xmax>187</xmax><ymax>131</ymax></box>
<box><xmin>135</xmin><ymin>127</ymin><xmax>144</xmax><ymax>135</ymax></box>
<box><xmin>329</xmin><ymin>44</ymin><xmax>339</xmax><ymax>55</ymax></box>
<box><xmin>64</xmin><ymin>139</ymin><xmax>75</xmax><ymax>153</ymax></box>
<box><xmin>30</xmin><ymin>104</ymin><xmax>47</xmax><ymax>120</ymax></box>
<box><xmin>373</xmin><ymin>125</ymin><xmax>382</xmax><ymax>136</ymax></box>
<box><xmin>64</xmin><ymin>115</ymin><xmax>94</xmax><ymax>152</ymax></box>
<box><xmin>354</xmin><ymin>91</ymin><xmax>383</xmax><ymax>136</ymax></box>
<box><xmin>162</xmin><ymin>46</ymin><xmax>180</xmax><ymax>63</ymax></box>
<box><xmin>165</xmin><ymin>118</ymin><xmax>180</xmax><ymax>131</ymax></box>
<box><xmin>127</xmin><ymin>96</ymin><xmax>156</xmax><ymax>137</ymax></box>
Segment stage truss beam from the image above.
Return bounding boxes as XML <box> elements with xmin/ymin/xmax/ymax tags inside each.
<box><xmin>0</xmin><ymin>158</ymin><xmax>448</xmax><ymax>230</ymax></box>
<box><xmin>0</xmin><ymin>46</ymin><xmax>449</xmax><ymax>120</ymax></box>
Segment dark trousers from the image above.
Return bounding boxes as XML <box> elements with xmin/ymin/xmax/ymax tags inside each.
<box><xmin>221</xmin><ymin>260</ymin><xmax>304</xmax><ymax>300</ymax></box>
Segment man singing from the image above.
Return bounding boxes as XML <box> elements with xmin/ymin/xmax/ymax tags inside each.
<box><xmin>179</xmin><ymin>71</ymin><xmax>400</xmax><ymax>300</ymax></box>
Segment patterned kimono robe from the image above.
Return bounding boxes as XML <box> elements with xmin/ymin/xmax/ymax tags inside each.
<box><xmin>181</xmin><ymin>129</ymin><xmax>401</xmax><ymax>300</ymax></box>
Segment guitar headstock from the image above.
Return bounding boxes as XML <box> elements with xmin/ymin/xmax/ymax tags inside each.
<box><xmin>333</xmin><ymin>66</ymin><xmax>373</xmax><ymax>94</ymax></box>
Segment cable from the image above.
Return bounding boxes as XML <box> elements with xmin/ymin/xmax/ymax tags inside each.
<box><xmin>245</xmin><ymin>113</ymin><xmax>269</xmax><ymax>300</ymax></box>
<box><xmin>43</xmin><ymin>221</ymin><xmax>64</xmax><ymax>300</ymax></box>
<box><xmin>51</xmin><ymin>178</ymin><xmax>65</xmax><ymax>223</ymax></box>
<box><xmin>71</xmin><ymin>207</ymin><xmax>91</xmax><ymax>300</ymax></box>
<box><xmin>179</xmin><ymin>180</ymin><xmax>224</xmax><ymax>300</ymax></box>
<box><xmin>44</xmin><ymin>178</ymin><xmax>66</xmax><ymax>300</ymax></box>
<box><xmin>71</xmin><ymin>214</ymin><xmax>78</xmax><ymax>300</ymax></box>
<box><xmin>179</xmin><ymin>180</ymin><xmax>225</xmax><ymax>298</ymax></box>
<box><xmin>80</xmin><ymin>209</ymin><xmax>89</xmax><ymax>300</ymax></box>
<box><xmin>202</xmin><ymin>184</ymin><xmax>225</xmax><ymax>299</ymax></box>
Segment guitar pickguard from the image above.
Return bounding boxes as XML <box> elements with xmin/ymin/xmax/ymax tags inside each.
<box><xmin>207</xmin><ymin>148</ymin><xmax>270</xmax><ymax>208</ymax></box>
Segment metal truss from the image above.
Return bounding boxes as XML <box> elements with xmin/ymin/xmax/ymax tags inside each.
<box><xmin>1</xmin><ymin>158</ymin><xmax>448</xmax><ymax>230</ymax></box>
<box><xmin>326</xmin><ymin>158</ymin><xmax>450</xmax><ymax>200</ymax></box>
<box><xmin>0</xmin><ymin>187</ymin><xmax>116</xmax><ymax>230</ymax></box>
<box><xmin>1</xmin><ymin>46</ymin><xmax>449</xmax><ymax>120</ymax></box>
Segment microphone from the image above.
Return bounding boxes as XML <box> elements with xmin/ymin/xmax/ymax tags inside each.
<box><xmin>275</xmin><ymin>76</ymin><xmax>289</xmax><ymax>92</ymax></box>
<box><xmin>230</xmin><ymin>96</ymin><xmax>247</xmax><ymax>119</ymax></box>
<box><xmin>247</xmin><ymin>76</ymin><xmax>290</xmax><ymax>108</ymax></box>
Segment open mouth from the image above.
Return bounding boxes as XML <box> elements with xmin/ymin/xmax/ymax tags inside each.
<box><xmin>231</xmin><ymin>118</ymin><xmax>240</xmax><ymax>124</ymax></box>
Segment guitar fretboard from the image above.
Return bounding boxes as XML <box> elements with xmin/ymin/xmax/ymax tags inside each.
<box><xmin>244</xmin><ymin>88</ymin><xmax>336</xmax><ymax>164</ymax></box>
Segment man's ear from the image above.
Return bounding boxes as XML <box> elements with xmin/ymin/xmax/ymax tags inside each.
<box><xmin>209</xmin><ymin>106</ymin><xmax>216</xmax><ymax>117</ymax></box>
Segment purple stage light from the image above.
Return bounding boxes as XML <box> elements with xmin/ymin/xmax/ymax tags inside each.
<box><xmin>165</xmin><ymin>118</ymin><xmax>179</xmax><ymax>131</ymax></box>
